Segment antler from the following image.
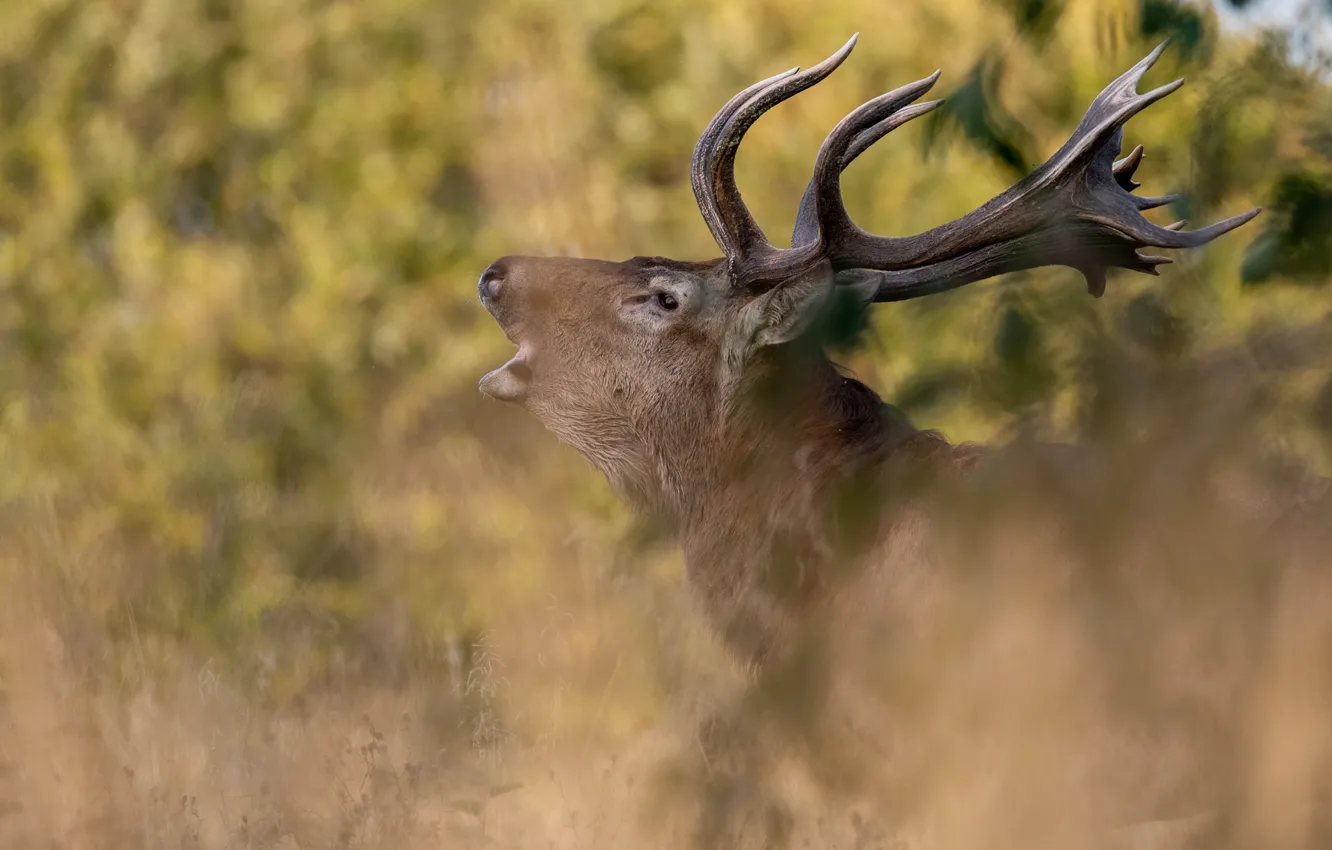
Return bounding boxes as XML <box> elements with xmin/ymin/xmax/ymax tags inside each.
<box><xmin>790</xmin><ymin>74</ymin><xmax>945</xmax><ymax>250</ymax></box>
<box><xmin>690</xmin><ymin>37</ymin><xmax>1261</xmax><ymax>298</ymax></box>
<box><xmin>690</xmin><ymin>35</ymin><xmax>860</xmax><ymax>276</ymax></box>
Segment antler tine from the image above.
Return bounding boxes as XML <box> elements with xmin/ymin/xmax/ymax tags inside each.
<box><xmin>692</xmin><ymin>66</ymin><xmax>801</xmax><ymax>256</ymax></box>
<box><xmin>845</xmin><ymin>99</ymin><xmax>944</xmax><ymax>168</ymax></box>
<box><xmin>791</xmin><ymin>74</ymin><xmax>944</xmax><ymax>248</ymax></box>
<box><xmin>1113</xmin><ymin>144</ymin><xmax>1145</xmax><ymax>191</ymax></box>
<box><xmin>698</xmin><ymin>34</ymin><xmax>860</xmax><ymax>263</ymax></box>
<box><xmin>796</xmin><ymin>73</ymin><xmax>944</xmax><ymax>251</ymax></box>
<box><xmin>1117</xmin><ymin>204</ymin><xmax>1262</xmax><ymax>250</ymax></box>
<box><xmin>1135</xmin><ymin>191</ymin><xmax>1180</xmax><ymax>211</ymax></box>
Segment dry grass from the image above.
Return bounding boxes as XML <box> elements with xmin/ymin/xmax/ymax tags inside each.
<box><xmin>2</xmin><ymin>362</ymin><xmax>1330</xmax><ymax>850</ymax></box>
<box><xmin>0</xmin><ymin>0</ymin><xmax>1327</xmax><ymax>847</ymax></box>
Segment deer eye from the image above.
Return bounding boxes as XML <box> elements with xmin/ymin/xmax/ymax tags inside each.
<box><xmin>653</xmin><ymin>292</ymin><xmax>679</xmax><ymax>311</ymax></box>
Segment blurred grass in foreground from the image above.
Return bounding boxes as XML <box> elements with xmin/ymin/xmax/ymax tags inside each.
<box><xmin>0</xmin><ymin>0</ymin><xmax>1329</xmax><ymax>847</ymax></box>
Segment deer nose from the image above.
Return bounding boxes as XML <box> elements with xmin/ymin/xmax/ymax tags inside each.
<box><xmin>478</xmin><ymin>263</ymin><xmax>506</xmax><ymax>301</ymax></box>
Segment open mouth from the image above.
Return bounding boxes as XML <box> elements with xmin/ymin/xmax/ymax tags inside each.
<box><xmin>479</xmin><ymin>343</ymin><xmax>533</xmax><ymax>403</ymax></box>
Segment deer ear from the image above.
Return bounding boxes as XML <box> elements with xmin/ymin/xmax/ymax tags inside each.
<box><xmin>748</xmin><ymin>270</ymin><xmax>836</xmax><ymax>348</ymax></box>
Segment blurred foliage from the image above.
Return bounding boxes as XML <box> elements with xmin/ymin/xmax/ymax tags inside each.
<box><xmin>0</xmin><ymin>0</ymin><xmax>1326</xmax><ymax>748</ymax></box>
<box><xmin>993</xmin><ymin>0</ymin><xmax>1067</xmax><ymax>42</ymax></box>
<box><xmin>1243</xmin><ymin>169</ymin><xmax>1332</xmax><ymax>284</ymax></box>
<box><xmin>589</xmin><ymin>4</ymin><xmax>686</xmax><ymax>94</ymax></box>
<box><xmin>924</xmin><ymin>56</ymin><xmax>1036</xmax><ymax>178</ymax></box>
<box><xmin>1140</xmin><ymin>0</ymin><xmax>1214</xmax><ymax>61</ymax></box>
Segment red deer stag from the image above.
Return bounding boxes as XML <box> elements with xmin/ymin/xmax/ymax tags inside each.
<box><xmin>473</xmin><ymin>36</ymin><xmax>1332</xmax><ymax>850</ymax></box>
<box><xmin>477</xmin><ymin>36</ymin><xmax>1260</xmax><ymax>666</ymax></box>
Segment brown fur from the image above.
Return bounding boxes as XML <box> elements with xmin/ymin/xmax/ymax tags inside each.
<box><xmin>478</xmin><ymin>253</ymin><xmax>981</xmax><ymax>664</ymax></box>
<box><xmin>478</xmin><ymin>251</ymin><xmax>1332</xmax><ymax>849</ymax></box>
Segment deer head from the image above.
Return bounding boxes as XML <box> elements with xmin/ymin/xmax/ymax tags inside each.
<box><xmin>478</xmin><ymin>37</ymin><xmax>1259</xmax><ymax>518</ymax></box>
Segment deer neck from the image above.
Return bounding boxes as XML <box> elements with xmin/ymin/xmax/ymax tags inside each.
<box><xmin>663</xmin><ymin>354</ymin><xmax>948</xmax><ymax>660</ymax></box>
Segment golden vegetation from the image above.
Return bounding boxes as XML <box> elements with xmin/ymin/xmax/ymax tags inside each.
<box><xmin>0</xmin><ymin>0</ymin><xmax>1328</xmax><ymax>847</ymax></box>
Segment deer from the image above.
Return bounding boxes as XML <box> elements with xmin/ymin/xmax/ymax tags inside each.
<box><xmin>477</xmin><ymin>34</ymin><xmax>1261</xmax><ymax>658</ymax></box>
<box><xmin>475</xmin><ymin>35</ymin><xmax>1332</xmax><ymax>850</ymax></box>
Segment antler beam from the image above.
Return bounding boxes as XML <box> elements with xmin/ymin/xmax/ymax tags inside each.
<box><xmin>690</xmin><ymin>36</ymin><xmax>1261</xmax><ymax>298</ymax></box>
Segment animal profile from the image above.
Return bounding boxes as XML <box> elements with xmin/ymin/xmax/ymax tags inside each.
<box><xmin>476</xmin><ymin>36</ymin><xmax>1332</xmax><ymax>850</ymax></box>
<box><xmin>476</xmin><ymin>36</ymin><xmax>1259</xmax><ymax>662</ymax></box>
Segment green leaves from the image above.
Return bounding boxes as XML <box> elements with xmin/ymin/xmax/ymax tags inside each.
<box><xmin>996</xmin><ymin>0</ymin><xmax>1067</xmax><ymax>43</ymax></box>
<box><xmin>924</xmin><ymin>55</ymin><xmax>1035</xmax><ymax>180</ymax></box>
<box><xmin>1241</xmin><ymin>170</ymin><xmax>1332</xmax><ymax>286</ymax></box>
<box><xmin>1140</xmin><ymin>0</ymin><xmax>1212</xmax><ymax>62</ymax></box>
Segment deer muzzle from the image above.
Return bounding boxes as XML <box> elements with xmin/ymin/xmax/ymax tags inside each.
<box><xmin>477</xmin><ymin>259</ymin><xmax>534</xmax><ymax>403</ymax></box>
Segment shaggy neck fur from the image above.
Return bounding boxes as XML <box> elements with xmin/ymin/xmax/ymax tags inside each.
<box><xmin>624</xmin><ymin>343</ymin><xmax>968</xmax><ymax>663</ymax></box>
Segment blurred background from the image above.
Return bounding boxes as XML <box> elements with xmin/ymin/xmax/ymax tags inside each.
<box><xmin>0</xmin><ymin>0</ymin><xmax>1328</xmax><ymax>848</ymax></box>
